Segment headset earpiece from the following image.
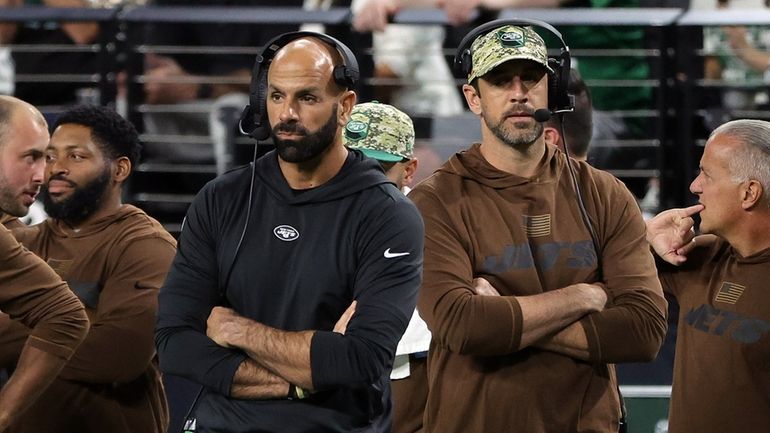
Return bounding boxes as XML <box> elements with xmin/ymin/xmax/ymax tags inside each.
<box><xmin>239</xmin><ymin>31</ymin><xmax>360</xmax><ymax>141</ymax></box>
<box><xmin>454</xmin><ymin>18</ymin><xmax>574</xmax><ymax>113</ymax></box>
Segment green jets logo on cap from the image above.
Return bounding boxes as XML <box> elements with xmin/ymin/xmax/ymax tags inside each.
<box><xmin>497</xmin><ymin>28</ymin><xmax>524</xmax><ymax>48</ymax></box>
<box><xmin>345</xmin><ymin>119</ymin><xmax>369</xmax><ymax>141</ymax></box>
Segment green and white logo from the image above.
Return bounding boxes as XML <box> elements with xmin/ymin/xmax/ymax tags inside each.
<box><xmin>497</xmin><ymin>28</ymin><xmax>524</xmax><ymax>48</ymax></box>
<box><xmin>345</xmin><ymin>119</ymin><xmax>369</xmax><ymax>141</ymax></box>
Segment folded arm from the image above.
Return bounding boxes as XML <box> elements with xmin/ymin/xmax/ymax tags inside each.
<box><xmin>59</xmin><ymin>236</ymin><xmax>176</xmax><ymax>383</ymax></box>
<box><xmin>472</xmin><ymin>277</ymin><xmax>600</xmax><ymax>359</ymax></box>
<box><xmin>0</xmin><ymin>229</ymin><xmax>88</xmax><ymax>429</ymax></box>
<box><xmin>207</xmin><ymin>307</ymin><xmax>315</xmax><ymax>390</ymax></box>
<box><xmin>211</xmin><ymin>300</ymin><xmax>358</xmax><ymax>397</ymax></box>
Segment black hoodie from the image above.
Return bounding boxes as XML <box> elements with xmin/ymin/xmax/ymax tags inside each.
<box><xmin>156</xmin><ymin>149</ymin><xmax>424</xmax><ymax>432</ymax></box>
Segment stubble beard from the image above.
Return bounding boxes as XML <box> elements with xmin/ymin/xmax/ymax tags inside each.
<box><xmin>484</xmin><ymin>113</ymin><xmax>544</xmax><ymax>148</ymax></box>
<box><xmin>0</xmin><ymin>175</ymin><xmax>31</xmax><ymax>217</ymax></box>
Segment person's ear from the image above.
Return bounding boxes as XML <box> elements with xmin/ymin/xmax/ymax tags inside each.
<box><xmin>338</xmin><ymin>90</ymin><xmax>357</xmax><ymax>127</ymax></box>
<box><xmin>114</xmin><ymin>156</ymin><xmax>131</xmax><ymax>183</ymax></box>
<box><xmin>543</xmin><ymin>126</ymin><xmax>561</xmax><ymax>149</ymax></box>
<box><xmin>462</xmin><ymin>84</ymin><xmax>482</xmax><ymax>116</ymax></box>
<box><xmin>741</xmin><ymin>179</ymin><xmax>764</xmax><ymax>210</ymax></box>
<box><xmin>403</xmin><ymin>158</ymin><xmax>418</xmax><ymax>186</ymax></box>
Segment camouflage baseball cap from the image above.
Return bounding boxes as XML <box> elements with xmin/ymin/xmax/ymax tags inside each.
<box><xmin>468</xmin><ymin>25</ymin><xmax>552</xmax><ymax>83</ymax></box>
<box><xmin>343</xmin><ymin>102</ymin><xmax>414</xmax><ymax>162</ymax></box>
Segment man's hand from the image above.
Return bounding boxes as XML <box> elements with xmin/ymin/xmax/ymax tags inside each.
<box><xmin>570</xmin><ymin>283</ymin><xmax>608</xmax><ymax>313</ymax></box>
<box><xmin>144</xmin><ymin>54</ymin><xmax>199</xmax><ymax>105</ymax></box>
<box><xmin>352</xmin><ymin>0</ymin><xmax>399</xmax><ymax>32</ymax></box>
<box><xmin>723</xmin><ymin>25</ymin><xmax>750</xmax><ymax>51</ymax></box>
<box><xmin>333</xmin><ymin>301</ymin><xmax>357</xmax><ymax>334</ymax></box>
<box><xmin>472</xmin><ymin>277</ymin><xmax>501</xmax><ymax>296</ymax></box>
<box><xmin>207</xmin><ymin>306</ymin><xmax>246</xmax><ymax>349</ymax></box>
<box><xmin>646</xmin><ymin>204</ymin><xmax>704</xmax><ymax>265</ymax></box>
<box><xmin>438</xmin><ymin>0</ymin><xmax>480</xmax><ymax>26</ymax></box>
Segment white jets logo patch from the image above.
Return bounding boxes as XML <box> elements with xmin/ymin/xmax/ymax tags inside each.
<box><xmin>384</xmin><ymin>248</ymin><xmax>410</xmax><ymax>258</ymax></box>
<box><xmin>274</xmin><ymin>225</ymin><xmax>299</xmax><ymax>241</ymax></box>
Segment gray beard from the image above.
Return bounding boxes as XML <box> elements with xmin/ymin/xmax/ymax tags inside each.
<box><xmin>485</xmin><ymin>115</ymin><xmax>544</xmax><ymax>148</ymax></box>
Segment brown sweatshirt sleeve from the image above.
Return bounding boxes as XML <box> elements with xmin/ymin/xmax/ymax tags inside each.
<box><xmin>411</xmin><ymin>188</ymin><xmax>524</xmax><ymax>356</ymax></box>
<box><xmin>0</xmin><ymin>227</ymin><xmax>88</xmax><ymax>360</ymax></box>
<box><xmin>57</xmin><ymin>235</ymin><xmax>176</xmax><ymax>384</ymax></box>
<box><xmin>579</xmin><ymin>182</ymin><xmax>668</xmax><ymax>363</ymax></box>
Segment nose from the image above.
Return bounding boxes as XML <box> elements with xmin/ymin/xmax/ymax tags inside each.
<box><xmin>46</xmin><ymin>156</ymin><xmax>68</xmax><ymax>180</ymax></box>
<box><xmin>689</xmin><ymin>174</ymin><xmax>702</xmax><ymax>195</ymax></box>
<box><xmin>31</xmin><ymin>158</ymin><xmax>45</xmax><ymax>185</ymax></box>
<box><xmin>509</xmin><ymin>76</ymin><xmax>528</xmax><ymax>103</ymax></box>
<box><xmin>278</xmin><ymin>98</ymin><xmax>299</xmax><ymax>123</ymax></box>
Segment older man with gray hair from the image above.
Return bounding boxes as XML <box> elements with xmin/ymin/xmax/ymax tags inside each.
<box><xmin>647</xmin><ymin>118</ymin><xmax>770</xmax><ymax>433</ymax></box>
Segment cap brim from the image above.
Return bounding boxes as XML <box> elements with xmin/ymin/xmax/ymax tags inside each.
<box><xmin>358</xmin><ymin>148</ymin><xmax>404</xmax><ymax>162</ymax></box>
<box><xmin>469</xmin><ymin>56</ymin><xmax>553</xmax><ymax>83</ymax></box>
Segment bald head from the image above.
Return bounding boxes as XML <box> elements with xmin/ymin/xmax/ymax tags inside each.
<box><xmin>269</xmin><ymin>37</ymin><xmax>346</xmax><ymax>95</ymax></box>
<box><xmin>0</xmin><ymin>95</ymin><xmax>47</xmax><ymax>147</ymax></box>
<box><xmin>265</xmin><ymin>36</ymin><xmax>357</xmax><ymax>166</ymax></box>
<box><xmin>0</xmin><ymin>96</ymin><xmax>48</xmax><ymax>217</ymax></box>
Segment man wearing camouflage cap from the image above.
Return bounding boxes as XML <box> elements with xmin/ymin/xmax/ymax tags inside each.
<box><xmin>344</xmin><ymin>102</ymin><xmax>419</xmax><ymax>193</ymax></box>
<box><xmin>344</xmin><ymin>102</ymin><xmax>428</xmax><ymax>433</ymax></box>
<box><xmin>408</xmin><ymin>21</ymin><xmax>667</xmax><ymax>433</ymax></box>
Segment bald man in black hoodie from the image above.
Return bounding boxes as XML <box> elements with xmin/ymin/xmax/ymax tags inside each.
<box><xmin>156</xmin><ymin>32</ymin><xmax>424</xmax><ymax>433</ymax></box>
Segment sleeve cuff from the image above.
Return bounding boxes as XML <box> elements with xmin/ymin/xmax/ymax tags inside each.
<box><xmin>26</xmin><ymin>335</ymin><xmax>75</xmax><ymax>360</ymax></box>
<box><xmin>508</xmin><ymin>297</ymin><xmax>523</xmax><ymax>351</ymax></box>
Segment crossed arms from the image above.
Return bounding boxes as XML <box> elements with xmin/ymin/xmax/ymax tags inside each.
<box><xmin>410</xmin><ymin>183</ymin><xmax>668</xmax><ymax>364</ymax></box>
<box><xmin>156</xmin><ymin>182</ymin><xmax>423</xmax><ymax>400</ymax></box>
<box><xmin>202</xmin><ymin>301</ymin><xmax>355</xmax><ymax>398</ymax></box>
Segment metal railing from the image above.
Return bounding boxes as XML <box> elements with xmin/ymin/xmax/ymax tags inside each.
<box><xmin>3</xmin><ymin>6</ymin><xmax>767</xmax><ymax>213</ymax></box>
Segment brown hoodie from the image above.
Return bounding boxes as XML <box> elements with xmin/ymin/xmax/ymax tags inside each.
<box><xmin>0</xmin><ymin>205</ymin><xmax>176</xmax><ymax>433</ymax></box>
<box><xmin>0</xmin><ymin>224</ymin><xmax>87</xmax><ymax>363</ymax></box>
<box><xmin>659</xmin><ymin>238</ymin><xmax>770</xmax><ymax>433</ymax></box>
<box><xmin>409</xmin><ymin>143</ymin><xmax>667</xmax><ymax>433</ymax></box>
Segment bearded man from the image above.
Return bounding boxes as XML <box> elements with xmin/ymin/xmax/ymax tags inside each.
<box><xmin>0</xmin><ymin>104</ymin><xmax>176</xmax><ymax>433</ymax></box>
<box><xmin>155</xmin><ymin>32</ymin><xmax>424</xmax><ymax>433</ymax></box>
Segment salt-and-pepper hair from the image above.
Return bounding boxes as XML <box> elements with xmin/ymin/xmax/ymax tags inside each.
<box><xmin>710</xmin><ymin>119</ymin><xmax>770</xmax><ymax>206</ymax></box>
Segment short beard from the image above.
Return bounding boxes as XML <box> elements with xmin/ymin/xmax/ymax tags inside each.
<box><xmin>42</xmin><ymin>166</ymin><xmax>111</xmax><ymax>225</ymax></box>
<box><xmin>484</xmin><ymin>110</ymin><xmax>544</xmax><ymax>148</ymax></box>
<box><xmin>272</xmin><ymin>105</ymin><xmax>338</xmax><ymax>163</ymax></box>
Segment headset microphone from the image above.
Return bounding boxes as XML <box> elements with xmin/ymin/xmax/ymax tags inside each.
<box><xmin>533</xmin><ymin>108</ymin><xmax>552</xmax><ymax>123</ymax></box>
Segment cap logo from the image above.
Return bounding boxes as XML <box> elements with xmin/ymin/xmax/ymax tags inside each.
<box><xmin>345</xmin><ymin>119</ymin><xmax>369</xmax><ymax>141</ymax></box>
<box><xmin>497</xmin><ymin>28</ymin><xmax>524</xmax><ymax>48</ymax></box>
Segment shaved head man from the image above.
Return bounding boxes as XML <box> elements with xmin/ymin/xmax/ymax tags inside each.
<box><xmin>156</xmin><ymin>33</ymin><xmax>424</xmax><ymax>433</ymax></box>
<box><xmin>0</xmin><ymin>96</ymin><xmax>88</xmax><ymax>430</ymax></box>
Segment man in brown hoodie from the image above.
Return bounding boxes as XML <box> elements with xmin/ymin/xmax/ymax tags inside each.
<box><xmin>408</xmin><ymin>21</ymin><xmax>668</xmax><ymax>433</ymax></box>
<box><xmin>647</xmin><ymin>119</ymin><xmax>770</xmax><ymax>433</ymax></box>
<box><xmin>0</xmin><ymin>104</ymin><xmax>176</xmax><ymax>433</ymax></box>
<box><xmin>0</xmin><ymin>95</ymin><xmax>89</xmax><ymax>430</ymax></box>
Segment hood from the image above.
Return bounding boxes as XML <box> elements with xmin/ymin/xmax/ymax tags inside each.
<box><xmin>438</xmin><ymin>142</ymin><xmax>559</xmax><ymax>189</ymax></box>
<box><xmin>254</xmin><ymin>148</ymin><xmax>392</xmax><ymax>205</ymax></box>
<box><xmin>0</xmin><ymin>211</ymin><xmax>17</xmax><ymax>226</ymax></box>
<box><xmin>46</xmin><ymin>204</ymin><xmax>146</xmax><ymax>238</ymax></box>
<box><xmin>722</xmin><ymin>237</ymin><xmax>770</xmax><ymax>264</ymax></box>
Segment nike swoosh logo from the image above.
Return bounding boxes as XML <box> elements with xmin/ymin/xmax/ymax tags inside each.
<box><xmin>384</xmin><ymin>248</ymin><xmax>410</xmax><ymax>258</ymax></box>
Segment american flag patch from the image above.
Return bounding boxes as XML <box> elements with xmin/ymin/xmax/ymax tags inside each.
<box><xmin>523</xmin><ymin>214</ymin><xmax>551</xmax><ymax>237</ymax></box>
<box><xmin>714</xmin><ymin>282</ymin><xmax>745</xmax><ymax>305</ymax></box>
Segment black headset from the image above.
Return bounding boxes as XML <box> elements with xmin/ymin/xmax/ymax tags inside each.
<box><xmin>238</xmin><ymin>31</ymin><xmax>360</xmax><ymax>141</ymax></box>
<box><xmin>454</xmin><ymin>18</ymin><xmax>573</xmax><ymax>114</ymax></box>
